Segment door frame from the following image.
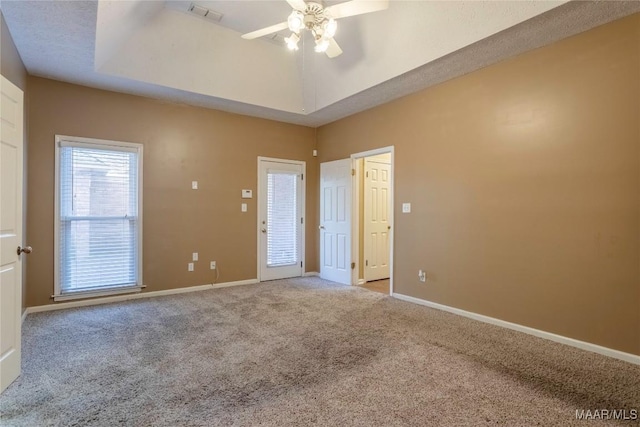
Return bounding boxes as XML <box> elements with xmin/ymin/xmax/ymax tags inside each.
<box><xmin>257</xmin><ymin>157</ymin><xmax>306</xmax><ymax>282</ymax></box>
<box><xmin>351</xmin><ymin>146</ymin><xmax>394</xmax><ymax>295</ymax></box>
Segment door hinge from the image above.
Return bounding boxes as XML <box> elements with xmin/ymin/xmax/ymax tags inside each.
<box><xmin>351</xmin><ymin>262</ymin><xmax>355</xmax><ymax>270</ymax></box>
<box><xmin>301</xmin><ymin>217</ymin><xmax>304</xmax><ymax>224</ymax></box>
<box><xmin>351</xmin><ymin>169</ymin><xmax>355</xmax><ymax>176</ymax></box>
<box><xmin>301</xmin><ymin>261</ymin><xmax>303</xmax><ymax>267</ymax></box>
<box><xmin>301</xmin><ymin>173</ymin><xmax>304</xmax><ymax>180</ymax></box>
<box><xmin>366</xmin><ymin>171</ymin><xmax>369</xmax><ymax>178</ymax></box>
<box><xmin>366</xmin><ymin>260</ymin><xmax>369</xmax><ymax>266</ymax></box>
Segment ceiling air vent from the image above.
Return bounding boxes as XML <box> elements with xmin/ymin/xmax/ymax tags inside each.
<box><xmin>188</xmin><ymin>3</ymin><xmax>223</xmax><ymax>22</ymax></box>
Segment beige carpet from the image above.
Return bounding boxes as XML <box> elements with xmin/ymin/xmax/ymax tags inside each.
<box><xmin>1</xmin><ymin>277</ymin><xmax>639</xmax><ymax>426</ymax></box>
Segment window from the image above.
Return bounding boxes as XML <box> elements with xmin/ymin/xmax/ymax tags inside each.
<box><xmin>54</xmin><ymin>136</ymin><xmax>143</xmax><ymax>301</ymax></box>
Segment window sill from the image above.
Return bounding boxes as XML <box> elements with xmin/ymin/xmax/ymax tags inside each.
<box><xmin>52</xmin><ymin>285</ymin><xmax>144</xmax><ymax>302</ymax></box>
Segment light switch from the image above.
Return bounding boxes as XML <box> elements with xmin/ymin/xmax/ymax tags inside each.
<box><xmin>192</xmin><ymin>252</ymin><xmax>198</xmax><ymax>261</ymax></box>
<box><xmin>402</xmin><ymin>203</ymin><xmax>411</xmax><ymax>213</ymax></box>
<box><xmin>192</xmin><ymin>181</ymin><xmax>198</xmax><ymax>190</ymax></box>
<box><xmin>241</xmin><ymin>203</ymin><xmax>247</xmax><ymax>212</ymax></box>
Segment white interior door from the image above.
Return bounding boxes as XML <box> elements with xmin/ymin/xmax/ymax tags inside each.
<box><xmin>0</xmin><ymin>75</ymin><xmax>25</xmax><ymax>393</ymax></box>
<box><xmin>258</xmin><ymin>158</ymin><xmax>304</xmax><ymax>281</ymax></box>
<box><xmin>364</xmin><ymin>158</ymin><xmax>391</xmax><ymax>281</ymax></box>
<box><xmin>319</xmin><ymin>159</ymin><xmax>351</xmax><ymax>285</ymax></box>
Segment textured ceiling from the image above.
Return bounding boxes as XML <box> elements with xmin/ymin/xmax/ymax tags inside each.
<box><xmin>2</xmin><ymin>1</ymin><xmax>640</xmax><ymax>127</ymax></box>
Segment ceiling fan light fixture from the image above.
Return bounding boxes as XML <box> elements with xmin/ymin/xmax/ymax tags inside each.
<box><xmin>323</xmin><ymin>18</ymin><xmax>337</xmax><ymax>38</ymax></box>
<box><xmin>314</xmin><ymin>38</ymin><xmax>329</xmax><ymax>53</ymax></box>
<box><xmin>243</xmin><ymin>0</ymin><xmax>391</xmax><ymax>58</ymax></box>
<box><xmin>285</xmin><ymin>32</ymin><xmax>300</xmax><ymax>50</ymax></box>
<box><xmin>287</xmin><ymin>10</ymin><xmax>304</xmax><ymax>33</ymax></box>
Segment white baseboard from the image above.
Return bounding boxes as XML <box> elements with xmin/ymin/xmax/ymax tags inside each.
<box><xmin>24</xmin><ymin>279</ymin><xmax>260</xmax><ymax>316</ymax></box>
<box><xmin>52</xmin><ymin>285</ymin><xmax>143</xmax><ymax>302</ymax></box>
<box><xmin>357</xmin><ymin>279</ymin><xmax>366</xmax><ymax>285</ymax></box>
<box><xmin>392</xmin><ymin>293</ymin><xmax>640</xmax><ymax>366</ymax></box>
<box><xmin>21</xmin><ymin>309</ymin><xmax>28</xmax><ymax>324</ymax></box>
<box><xmin>303</xmin><ymin>271</ymin><xmax>319</xmax><ymax>277</ymax></box>
<box><xmin>211</xmin><ymin>278</ymin><xmax>258</xmax><ymax>289</ymax></box>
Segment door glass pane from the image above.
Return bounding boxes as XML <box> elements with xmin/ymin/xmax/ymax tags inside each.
<box><xmin>267</xmin><ymin>172</ymin><xmax>298</xmax><ymax>267</ymax></box>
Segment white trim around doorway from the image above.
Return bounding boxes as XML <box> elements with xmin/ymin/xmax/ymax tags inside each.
<box><xmin>350</xmin><ymin>146</ymin><xmax>395</xmax><ymax>296</ymax></box>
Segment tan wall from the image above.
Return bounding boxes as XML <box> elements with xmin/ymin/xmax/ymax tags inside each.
<box><xmin>26</xmin><ymin>77</ymin><xmax>317</xmax><ymax>307</ymax></box>
<box><xmin>318</xmin><ymin>15</ymin><xmax>640</xmax><ymax>355</ymax></box>
<box><xmin>1</xmin><ymin>12</ymin><xmax>27</xmax><ymax>91</ymax></box>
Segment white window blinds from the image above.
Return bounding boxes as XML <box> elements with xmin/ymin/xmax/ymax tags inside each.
<box><xmin>267</xmin><ymin>171</ymin><xmax>299</xmax><ymax>267</ymax></box>
<box><xmin>57</xmin><ymin>139</ymin><xmax>141</xmax><ymax>295</ymax></box>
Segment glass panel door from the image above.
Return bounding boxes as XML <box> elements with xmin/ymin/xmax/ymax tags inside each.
<box><xmin>259</xmin><ymin>159</ymin><xmax>304</xmax><ymax>281</ymax></box>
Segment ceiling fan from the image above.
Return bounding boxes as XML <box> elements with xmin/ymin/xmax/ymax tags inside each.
<box><xmin>241</xmin><ymin>0</ymin><xmax>389</xmax><ymax>58</ymax></box>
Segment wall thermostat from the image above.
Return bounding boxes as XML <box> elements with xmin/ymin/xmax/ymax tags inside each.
<box><xmin>242</xmin><ymin>189</ymin><xmax>253</xmax><ymax>199</ymax></box>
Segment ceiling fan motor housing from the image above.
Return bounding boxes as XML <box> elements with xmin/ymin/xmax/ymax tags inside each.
<box><xmin>302</xmin><ymin>2</ymin><xmax>332</xmax><ymax>40</ymax></box>
<box><xmin>304</xmin><ymin>2</ymin><xmax>328</xmax><ymax>28</ymax></box>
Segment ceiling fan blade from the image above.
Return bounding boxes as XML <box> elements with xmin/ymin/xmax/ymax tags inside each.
<box><xmin>325</xmin><ymin>38</ymin><xmax>343</xmax><ymax>58</ymax></box>
<box><xmin>241</xmin><ymin>21</ymin><xmax>289</xmax><ymax>40</ymax></box>
<box><xmin>326</xmin><ymin>0</ymin><xmax>389</xmax><ymax>20</ymax></box>
<box><xmin>286</xmin><ymin>0</ymin><xmax>307</xmax><ymax>11</ymax></box>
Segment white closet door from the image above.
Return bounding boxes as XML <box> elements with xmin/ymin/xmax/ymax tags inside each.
<box><xmin>319</xmin><ymin>159</ymin><xmax>352</xmax><ymax>285</ymax></box>
<box><xmin>364</xmin><ymin>159</ymin><xmax>391</xmax><ymax>281</ymax></box>
<box><xmin>1</xmin><ymin>75</ymin><xmax>25</xmax><ymax>393</ymax></box>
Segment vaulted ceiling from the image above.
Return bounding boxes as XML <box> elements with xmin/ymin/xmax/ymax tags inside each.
<box><xmin>2</xmin><ymin>1</ymin><xmax>640</xmax><ymax>126</ymax></box>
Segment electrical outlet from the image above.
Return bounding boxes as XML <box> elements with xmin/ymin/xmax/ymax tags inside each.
<box><xmin>188</xmin><ymin>262</ymin><xmax>194</xmax><ymax>272</ymax></box>
<box><xmin>418</xmin><ymin>269</ymin><xmax>426</xmax><ymax>282</ymax></box>
<box><xmin>192</xmin><ymin>252</ymin><xmax>198</xmax><ymax>261</ymax></box>
<box><xmin>210</xmin><ymin>261</ymin><xmax>216</xmax><ymax>270</ymax></box>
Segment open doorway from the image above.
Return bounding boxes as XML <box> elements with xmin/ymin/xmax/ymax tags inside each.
<box><xmin>352</xmin><ymin>147</ymin><xmax>394</xmax><ymax>295</ymax></box>
<box><xmin>318</xmin><ymin>147</ymin><xmax>393</xmax><ymax>294</ymax></box>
